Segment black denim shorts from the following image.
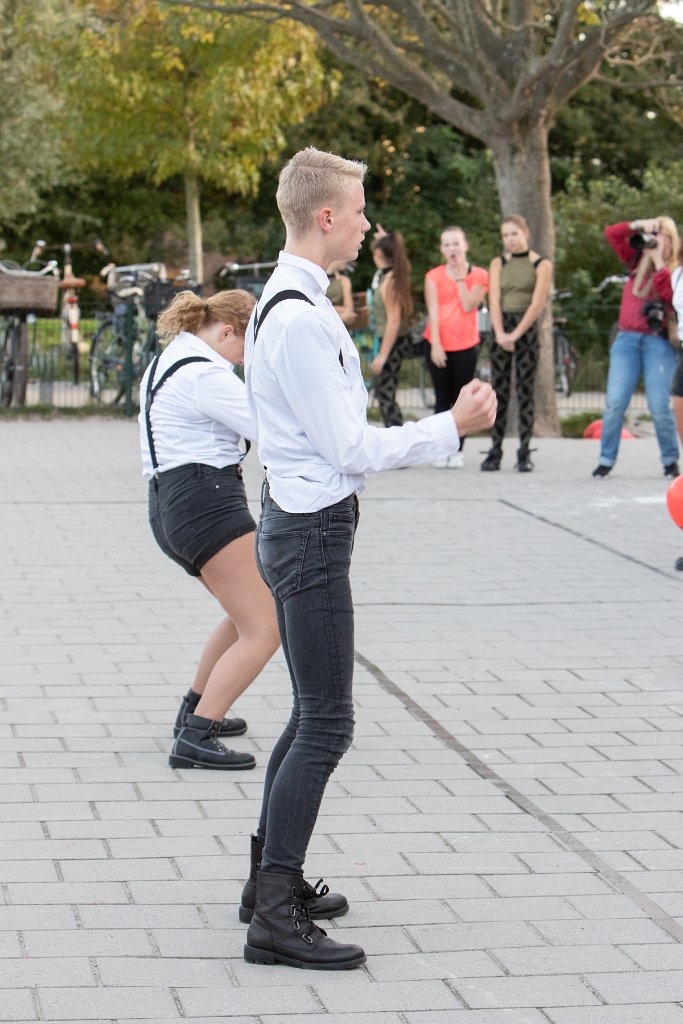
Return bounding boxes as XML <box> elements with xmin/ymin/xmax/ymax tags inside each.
<box><xmin>148</xmin><ymin>463</ymin><xmax>255</xmax><ymax>577</ymax></box>
<box><xmin>673</xmin><ymin>350</ymin><xmax>683</xmax><ymax>399</ymax></box>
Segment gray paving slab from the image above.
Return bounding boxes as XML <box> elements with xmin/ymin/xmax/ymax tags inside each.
<box><xmin>2</xmin><ymin>420</ymin><xmax>683</xmax><ymax>1022</ymax></box>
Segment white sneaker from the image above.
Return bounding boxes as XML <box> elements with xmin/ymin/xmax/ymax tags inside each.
<box><xmin>432</xmin><ymin>456</ymin><xmax>449</xmax><ymax>469</ymax></box>
<box><xmin>447</xmin><ymin>451</ymin><xmax>465</xmax><ymax>468</ymax></box>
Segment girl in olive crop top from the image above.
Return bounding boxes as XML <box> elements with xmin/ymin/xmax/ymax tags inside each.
<box><xmin>481</xmin><ymin>214</ymin><xmax>552</xmax><ymax>473</ymax></box>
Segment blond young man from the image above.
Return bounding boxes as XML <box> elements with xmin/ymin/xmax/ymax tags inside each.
<box><xmin>242</xmin><ymin>148</ymin><xmax>497</xmax><ymax>970</ymax></box>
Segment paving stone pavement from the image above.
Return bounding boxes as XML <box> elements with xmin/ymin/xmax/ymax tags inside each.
<box><xmin>1</xmin><ymin>418</ymin><xmax>682</xmax><ymax>1024</ymax></box>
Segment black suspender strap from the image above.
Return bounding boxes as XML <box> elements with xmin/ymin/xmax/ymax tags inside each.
<box><xmin>145</xmin><ymin>355</ymin><xmax>212</xmax><ymax>472</ymax></box>
<box><xmin>254</xmin><ymin>288</ymin><xmax>344</xmax><ymax>368</ymax></box>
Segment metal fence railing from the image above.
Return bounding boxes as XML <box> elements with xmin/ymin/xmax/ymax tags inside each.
<box><xmin>0</xmin><ymin>299</ymin><xmax>653</xmax><ymax>423</ymax></box>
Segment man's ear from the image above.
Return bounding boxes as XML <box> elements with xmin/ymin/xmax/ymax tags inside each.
<box><xmin>317</xmin><ymin>206</ymin><xmax>334</xmax><ymax>235</ymax></box>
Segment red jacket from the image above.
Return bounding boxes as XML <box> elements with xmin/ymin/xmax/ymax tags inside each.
<box><xmin>605</xmin><ymin>222</ymin><xmax>673</xmax><ymax>334</ymax></box>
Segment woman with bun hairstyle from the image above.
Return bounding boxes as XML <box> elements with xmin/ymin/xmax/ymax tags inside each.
<box><xmin>481</xmin><ymin>214</ymin><xmax>552</xmax><ymax>473</ymax></box>
<box><xmin>139</xmin><ymin>289</ymin><xmax>280</xmax><ymax>770</ymax></box>
<box><xmin>592</xmin><ymin>216</ymin><xmax>680</xmax><ymax>479</ymax></box>
<box><xmin>369</xmin><ymin>230</ymin><xmax>414</xmax><ymax>427</ymax></box>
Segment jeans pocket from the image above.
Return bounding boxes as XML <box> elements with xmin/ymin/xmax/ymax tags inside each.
<box><xmin>257</xmin><ymin>529</ymin><xmax>311</xmax><ymax>601</ymax></box>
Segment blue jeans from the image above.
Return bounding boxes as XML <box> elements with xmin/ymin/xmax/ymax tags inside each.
<box><xmin>599</xmin><ymin>330</ymin><xmax>679</xmax><ymax>467</ymax></box>
<box><xmin>254</xmin><ymin>482</ymin><xmax>359</xmax><ymax>875</ymax></box>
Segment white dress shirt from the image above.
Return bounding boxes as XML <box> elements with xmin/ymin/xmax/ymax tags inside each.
<box><xmin>138</xmin><ymin>331</ymin><xmax>255</xmax><ymax>479</ymax></box>
<box><xmin>244</xmin><ymin>251</ymin><xmax>460</xmax><ymax>513</ymax></box>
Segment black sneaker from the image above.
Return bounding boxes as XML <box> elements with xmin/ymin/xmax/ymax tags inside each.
<box><xmin>592</xmin><ymin>465</ymin><xmax>611</xmax><ymax>478</ymax></box>
<box><xmin>664</xmin><ymin>462</ymin><xmax>680</xmax><ymax>479</ymax></box>
<box><xmin>169</xmin><ymin>713</ymin><xmax>255</xmax><ymax>770</ymax></box>
<box><xmin>675</xmin><ymin>557</ymin><xmax>683</xmax><ymax>572</ymax></box>
<box><xmin>173</xmin><ymin>689</ymin><xmax>247</xmax><ymax>739</ymax></box>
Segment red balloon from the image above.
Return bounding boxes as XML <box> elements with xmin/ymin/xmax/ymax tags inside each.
<box><xmin>666</xmin><ymin>475</ymin><xmax>683</xmax><ymax>529</ymax></box>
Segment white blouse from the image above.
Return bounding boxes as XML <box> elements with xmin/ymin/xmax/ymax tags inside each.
<box><xmin>138</xmin><ymin>331</ymin><xmax>255</xmax><ymax>479</ymax></box>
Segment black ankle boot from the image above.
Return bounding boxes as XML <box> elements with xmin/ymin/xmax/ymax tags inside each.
<box><xmin>244</xmin><ymin>871</ymin><xmax>365</xmax><ymax>970</ymax></box>
<box><xmin>169</xmin><ymin>713</ymin><xmax>255</xmax><ymax>770</ymax></box>
<box><xmin>480</xmin><ymin>447</ymin><xmax>502</xmax><ymax>471</ymax></box>
<box><xmin>515</xmin><ymin>447</ymin><xmax>534</xmax><ymax>472</ymax></box>
<box><xmin>173</xmin><ymin>689</ymin><xmax>247</xmax><ymax>738</ymax></box>
<box><xmin>239</xmin><ymin>835</ymin><xmax>349</xmax><ymax>923</ymax></box>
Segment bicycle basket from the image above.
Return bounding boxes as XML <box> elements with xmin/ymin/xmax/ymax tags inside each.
<box><xmin>144</xmin><ymin>280</ymin><xmax>202</xmax><ymax>318</ymax></box>
<box><xmin>0</xmin><ymin>271</ymin><xmax>58</xmax><ymax>317</ymax></box>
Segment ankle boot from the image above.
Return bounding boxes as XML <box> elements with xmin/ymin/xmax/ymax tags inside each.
<box><xmin>480</xmin><ymin>447</ymin><xmax>502</xmax><ymax>471</ymax></box>
<box><xmin>515</xmin><ymin>447</ymin><xmax>534</xmax><ymax>472</ymax></box>
<box><xmin>173</xmin><ymin>689</ymin><xmax>247</xmax><ymax>738</ymax></box>
<box><xmin>239</xmin><ymin>835</ymin><xmax>349</xmax><ymax>923</ymax></box>
<box><xmin>169</xmin><ymin>713</ymin><xmax>255</xmax><ymax>770</ymax></box>
<box><xmin>244</xmin><ymin>871</ymin><xmax>365</xmax><ymax>970</ymax></box>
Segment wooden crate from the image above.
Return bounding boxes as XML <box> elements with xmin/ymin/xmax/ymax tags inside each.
<box><xmin>0</xmin><ymin>273</ymin><xmax>59</xmax><ymax>316</ymax></box>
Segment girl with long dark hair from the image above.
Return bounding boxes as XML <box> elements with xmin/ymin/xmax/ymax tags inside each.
<box><xmin>369</xmin><ymin>230</ymin><xmax>414</xmax><ymax>427</ymax></box>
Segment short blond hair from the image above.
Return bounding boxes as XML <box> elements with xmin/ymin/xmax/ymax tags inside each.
<box><xmin>276</xmin><ymin>147</ymin><xmax>367</xmax><ymax>238</ymax></box>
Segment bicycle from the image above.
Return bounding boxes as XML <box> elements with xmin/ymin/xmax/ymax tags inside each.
<box><xmin>218</xmin><ymin>259</ymin><xmax>278</xmax><ymax>299</ymax></box>
<box><xmin>30</xmin><ymin>239</ymin><xmax>108</xmax><ymax>386</ymax></box>
<box><xmin>90</xmin><ymin>262</ymin><xmax>199</xmax><ymax>403</ymax></box>
<box><xmin>0</xmin><ymin>254</ymin><xmax>59</xmax><ymax>407</ymax></box>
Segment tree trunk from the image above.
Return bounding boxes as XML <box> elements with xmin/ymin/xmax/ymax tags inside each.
<box><xmin>489</xmin><ymin>120</ymin><xmax>560</xmax><ymax>437</ymax></box>
<box><xmin>184</xmin><ymin>169</ymin><xmax>204</xmax><ymax>287</ymax></box>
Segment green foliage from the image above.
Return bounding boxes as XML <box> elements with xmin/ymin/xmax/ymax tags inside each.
<box><xmin>0</xmin><ymin>0</ymin><xmax>72</xmax><ymax>230</ymax></box>
<box><xmin>560</xmin><ymin>411</ymin><xmax>603</xmax><ymax>437</ymax></box>
<box><xmin>551</xmin><ymin>160</ymin><xmax>683</xmax><ymax>352</ymax></box>
<box><xmin>49</xmin><ymin>1</ymin><xmax>330</xmax><ymax>194</ymax></box>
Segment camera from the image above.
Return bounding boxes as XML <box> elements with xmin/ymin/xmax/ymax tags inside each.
<box><xmin>630</xmin><ymin>231</ymin><xmax>659</xmax><ymax>251</ymax></box>
<box><xmin>642</xmin><ymin>299</ymin><xmax>668</xmax><ymax>337</ymax></box>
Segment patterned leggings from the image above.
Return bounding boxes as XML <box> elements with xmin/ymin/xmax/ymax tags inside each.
<box><xmin>490</xmin><ymin>314</ymin><xmax>539</xmax><ymax>451</ymax></box>
<box><xmin>375</xmin><ymin>334</ymin><xmax>411</xmax><ymax>427</ymax></box>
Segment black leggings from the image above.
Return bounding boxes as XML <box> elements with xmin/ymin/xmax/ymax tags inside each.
<box><xmin>374</xmin><ymin>334</ymin><xmax>411</xmax><ymax>427</ymax></box>
<box><xmin>489</xmin><ymin>314</ymin><xmax>539</xmax><ymax>451</ymax></box>
<box><xmin>426</xmin><ymin>345</ymin><xmax>479</xmax><ymax>446</ymax></box>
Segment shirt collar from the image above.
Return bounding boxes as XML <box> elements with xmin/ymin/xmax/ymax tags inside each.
<box><xmin>278</xmin><ymin>250</ymin><xmax>330</xmax><ymax>295</ymax></box>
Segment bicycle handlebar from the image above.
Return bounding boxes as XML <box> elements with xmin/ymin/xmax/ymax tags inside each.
<box><xmin>594</xmin><ymin>274</ymin><xmax>628</xmax><ymax>292</ymax></box>
<box><xmin>0</xmin><ymin>260</ymin><xmax>59</xmax><ymax>277</ymax></box>
<box><xmin>219</xmin><ymin>260</ymin><xmax>278</xmax><ymax>277</ymax></box>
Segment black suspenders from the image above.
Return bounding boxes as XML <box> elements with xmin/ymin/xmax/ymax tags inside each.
<box><xmin>144</xmin><ymin>354</ymin><xmax>212</xmax><ymax>473</ymax></box>
<box><xmin>254</xmin><ymin>289</ymin><xmax>344</xmax><ymax>368</ymax></box>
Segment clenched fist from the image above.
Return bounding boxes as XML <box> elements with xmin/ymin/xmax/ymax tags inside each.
<box><xmin>451</xmin><ymin>379</ymin><xmax>497</xmax><ymax>437</ymax></box>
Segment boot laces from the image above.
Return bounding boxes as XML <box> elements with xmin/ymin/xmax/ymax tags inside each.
<box><xmin>207</xmin><ymin>721</ymin><xmax>225</xmax><ymax>751</ymax></box>
<box><xmin>289</xmin><ymin>892</ymin><xmax>325</xmax><ymax>943</ymax></box>
<box><xmin>302</xmin><ymin>877</ymin><xmax>329</xmax><ymax>900</ymax></box>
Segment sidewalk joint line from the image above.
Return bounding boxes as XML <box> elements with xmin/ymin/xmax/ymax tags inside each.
<box><xmin>355</xmin><ymin>648</ymin><xmax>683</xmax><ymax>946</ymax></box>
<box><xmin>500</xmin><ymin>498</ymin><xmax>682</xmax><ymax>581</ymax></box>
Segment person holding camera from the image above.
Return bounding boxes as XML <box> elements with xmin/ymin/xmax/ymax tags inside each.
<box><xmin>592</xmin><ymin>217</ymin><xmax>680</xmax><ymax>479</ymax></box>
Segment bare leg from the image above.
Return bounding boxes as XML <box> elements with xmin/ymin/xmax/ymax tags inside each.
<box><xmin>191</xmin><ymin>616</ymin><xmax>239</xmax><ymax>696</ymax></box>
<box><xmin>194</xmin><ymin>533</ymin><xmax>280</xmax><ymax>721</ymax></box>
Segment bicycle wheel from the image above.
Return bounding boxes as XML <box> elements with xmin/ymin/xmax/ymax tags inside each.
<box><xmin>90</xmin><ymin>319</ymin><xmax>125</xmax><ymax>404</ymax></box>
<box><xmin>0</xmin><ymin>318</ymin><xmax>13</xmax><ymax>406</ymax></box>
<box><xmin>1</xmin><ymin>319</ymin><xmax>28</xmax><ymax>407</ymax></box>
<box><xmin>553</xmin><ymin>329</ymin><xmax>572</xmax><ymax>398</ymax></box>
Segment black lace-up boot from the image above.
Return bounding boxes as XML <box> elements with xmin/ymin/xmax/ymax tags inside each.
<box><xmin>173</xmin><ymin>689</ymin><xmax>247</xmax><ymax>738</ymax></box>
<box><xmin>480</xmin><ymin>446</ymin><xmax>502</xmax><ymax>471</ymax></box>
<box><xmin>515</xmin><ymin>447</ymin><xmax>535</xmax><ymax>472</ymax></box>
<box><xmin>244</xmin><ymin>871</ymin><xmax>365</xmax><ymax>970</ymax></box>
<box><xmin>239</xmin><ymin>835</ymin><xmax>348</xmax><ymax>923</ymax></box>
<box><xmin>169</xmin><ymin>713</ymin><xmax>255</xmax><ymax>770</ymax></box>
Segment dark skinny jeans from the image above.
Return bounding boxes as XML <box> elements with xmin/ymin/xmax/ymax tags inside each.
<box><xmin>254</xmin><ymin>481</ymin><xmax>359</xmax><ymax>875</ymax></box>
